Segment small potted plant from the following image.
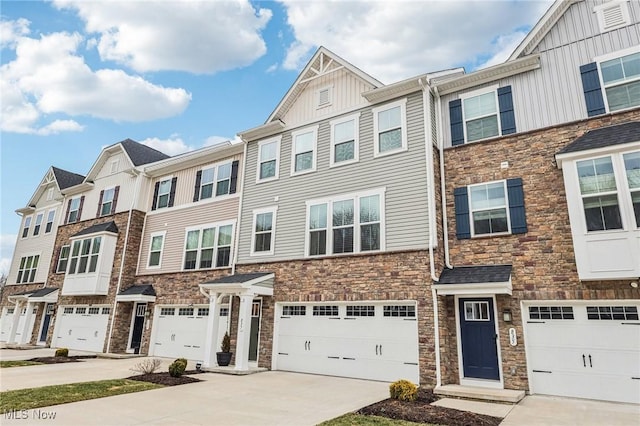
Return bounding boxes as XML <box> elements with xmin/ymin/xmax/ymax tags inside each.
<box><xmin>216</xmin><ymin>332</ymin><xmax>232</xmax><ymax>366</ymax></box>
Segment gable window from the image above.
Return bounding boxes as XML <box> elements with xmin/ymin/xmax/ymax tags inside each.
<box><xmin>306</xmin><ymin>189</ymin><xmax>385</xmax><ymax>257</ymax></box>
<box><xmin>67</xmin><ymin>197</ymin><xmax>83</xmax><ymax>223</ymax></box>
<box><xmin>17</xmin><ymin>255</ymin><xmax>39</xmax><ymax>283</ymax></box>
<box><xmin>577</xmin><ymin>157</ymin><xmax>623</xmax><ymax>231</ymax></box>
<box><xmin>454</xmin><ymin>178</ymin><xmax>527</xmax><ymax>239</ymax></box>
<box><xmin>624</xmin><ymin>151</ymin><xmax>640</xmax><ymax>227</ymax></box>
<box><xmin>373</xmin><ymin>99</ymin><xmax>407</xmax><ymax>157</ymax></box>
<box><xmin>330</xmin><ymin>114</ymin><xmax>359</xmax><ymax>166</ymax></box>
<box><xmin>68</xmin><ymin>236</ymin><xmax>101</xmax><ymax>275</ymax></box>
<box><xmin>251</xmin><ymin>207</ymin><xmax>277</xmax><ymax>255</ymax></box>
<box><xmin>291</xmin><ymin>126</ymin><xmax>318</xmax><ymax>175</ymax></box>
<box><xmin>33</xmin><ymin>213</ymin><xmax>44</xmax><ymax>236</ymax></box>
<box><xmin>183</xmin><ymin>223</ymin><xmax>233</xmax><ymax>269</ymax></box>
<box><xmin>98</xmin><ymin>186</ymin><xmax>118</xmax><ymax>217</ymax></box>
<box><xmin>57</xmin><ymin>245</ymin><xmax>70</xmax><ymax>273</ymax></box>
<box><xmin>21</xmin><ymin>216</ymin><xmax>32</xmax><ymax>238</ymax></box>
<box><xmin>257</xmin><ymin>138</ymin><xmax>280</xmax><ymax>182</ymax></box>
<box><xmin>599</xmin><ymin>51</ymin><xmax>640</xmax><ymax>112</ymax></box>
<box><xmin>148</xmin><ymin>232</ymin><xmax>165</xmax><ymax>268</ymax></box>
<box><xmin>45</xmin><ymin>210</ymin><xmax>55</xmax><ymax>234</ymax></box>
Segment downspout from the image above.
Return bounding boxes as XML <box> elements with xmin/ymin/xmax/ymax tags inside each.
<box><xmin>231</xmin><ymin>140</ymin><xmax>248</xmax><ymax>276</ymax></box>
<box><xmin>106</xmin><ymin>169</ymin><xmax>142</xmax><ymax>353</ymax></box>
<box><xmin>435</xmin><ymin>86</ymin><xmax>453</xmax><ymax>269</ymax></box>
<box><xmin>419</xmin><ymin>78</ymin><xmax>442</xmax><ymax>388</ymax></box>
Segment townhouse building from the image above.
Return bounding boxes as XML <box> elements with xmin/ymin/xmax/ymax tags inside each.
<box><xmin>0</xmin><ymin>0</ymin><xmax>638</xmax><ymax>406</ymax></box>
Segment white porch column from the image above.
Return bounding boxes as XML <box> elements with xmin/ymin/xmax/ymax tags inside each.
<box><xmin>203</xmin><ymin>292</ymin><xmax>220</xmax><ymax>368</ymax></box>
<box><xmin>7</xmin><ymin>301</ymin><xmax>24</xmax><ymax>344</ymax></box>
<box><xmin>234</xmin><ymin>293</ymin><xmax>254</xmax><ymax>371</ymax></box>
<box><xmin>18</xmin><ymin>302</ymin><xmax>36</xmax><ymax>344</ymax></box>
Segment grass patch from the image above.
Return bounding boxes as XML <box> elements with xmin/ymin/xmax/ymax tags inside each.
<box><xmin>0</xmin><ymin>360</ymin><xmax>44</xmax><ymax>368</ymax></box>
<box><xmin>318</xmin><ymin>413</ymin><xmax>434</xmax><ymax>426</ymax></box>
<box><xmin>0</xmin><ymin>379</ymin><xmax>162</xmax><ymax>411</ymax></box>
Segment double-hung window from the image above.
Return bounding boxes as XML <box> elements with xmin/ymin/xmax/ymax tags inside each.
<box><xmin>330</xmin><ymin>114</ymin><xmax>359</xmax><ymax>166</ymax></box>
<box><xmin>373</xmin><ymin>99</ymin><xmax>407</xmax><ymax>157</ymax></box>
<box><xmin>306</xmin><ymin>190</ymin><xmax>384</xmax><ymax>257</ymax></box>
<box><xmin>68</xmin><ymin>197</ymin><xmax>81</xmax><ymax>223</ymax></box>
<box><xmin>252</xmin><ymin>207</ymin><xmax>277</xmax><ymax>255</ymax></box>
<box><xmin>463</xmin><ymin>90</ymin><xmax>500</xmax><ymax>143</ymax></box>
<box><xmin>148</xmin><ymin>232</ymin><xmax>165</xmax><ymax>268</ymax></box>
<box><xmin>291</xmin><ymin>126</ymin><xmax>318</xmax><ymax>175</ymax></box>
<box><xmin>469</xmin><ymin>181</ymin><xmax>510</xmax><ymax>236</ymax></box>
<box><xmin>22</xmin><ymin>216</ymin><xmax>32</xmax><ymax>238</ymax></box>
<box><xmin>199</xmin><ymin>167</ymin><xmax>215</xmax><ymax>199</ymax></box>
<box><xmin>57</xmin><ymin>245</ymin><xmax>70</xmax><ymax>273</ymax></box>
<box><xmin>17</xmin><ymin>255</ymin><xmax>39</xmax><ymax>283</ymax></box>
<box><xmin>624</xmin><ymin>151</ymin><xmax>640</xmax><ymax>227</ymax></box>
<box><xmin>598</xmin><ymin>50</ymin><xmax>640</xmax><ymax>112</ymax></box>
<box><xmin>100</xmin><ymin>187</ymin><xmax>115</xmax><ymax>216</ymax></box>
<box><xmin>577</xmin><ymin>157</ymin><xmax>623</xmax><ymax>231</ymax></box>
<box><xmin>45</xmin><ymin>210</ymin><xmax>55</xmax><ymax>234</ymax></box>
<box><xmin>33</xmin><ymin>213</ymin><xmax>43</xmax><ymax>236</ymax></box>
<box><xmin>68</xmin><ymin>237</ymin><xmax>101</xmax><ymax>275</ymax></box>
<box><xmin>194</xmin><ymin>161</ymin><xmax>236</xmax><ymax>201</ymax></box>
<box><xmin>183</xmin><ymin>223</ymin><xmax>233</xmax><ymax>269</ymax></box>
<box><xmin>257</xmin><ymin>138</ymin><xmax>280</xmax><ymax>182</ymax></box>
<box><xmin>156</xmin><ymin>178</ymin><xmax>172</xmax><ymax>209</ymax></box>
<box><xmin>216</xmin><ymin>163</ymin><xmax>232</xmax><ymax>196</ymax></box>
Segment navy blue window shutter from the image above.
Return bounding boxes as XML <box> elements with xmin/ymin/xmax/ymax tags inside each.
<box><xmin>454</xmin><ymin>187</ymin><xmax>471</xmax><ymax>239</ymax></box>
<box><xmin>168</xmin><ymin>177</ymin><xmax>178</xmax><ymax>208</ymax></box>
<box><xmin>580</xmin><ymin>62</ymin><xmax>606</xmax><ymax>117</ymax></box>
<box><xmin>507</xmin><ymin>178</ymin><xmax>527</xmax><ymax>234</ymax></box>
<box><xmin>193</xmin><ymin>170</ymin><xmax>202</xmax><ymax>202</ymax></box>
<box><xmin>151</xmin><ymin>182</ymin><xmax>160</xmax><ymax>211</ymax></box>
<box><xmin>497</xmin><ymin>86</ymin><xmax>516</xmax><ymax>135</ymax></box>
<box><xmin>449</xmin><ymin>99</ymin><xmax>464</xmax><ymax>146</ymax></box>
<box><xmin>229</xmin><ymin>160</ymin><xmax>239</xmax><ymax>194</ymax></box>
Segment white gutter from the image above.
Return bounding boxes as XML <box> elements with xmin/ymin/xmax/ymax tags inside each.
<box><xmin>106</xmin><ymin>170</ymin><xmax>142</xmax><ymax>353</ymax></box>
<box><xmin>231</xmin><ymin>141</ymin><xmax>249</xmax><ymax>275</ymax></box>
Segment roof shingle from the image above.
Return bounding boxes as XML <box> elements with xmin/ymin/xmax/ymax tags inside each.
<box><xmin>557</xmin><ymin>121</ymin><xmax>640</xmax><ymax>155</ymax></box>
<box><xmin>71</xmin><ymin>221</ymin><xmax>118</xmax><ymax>238</ymax></box>
<box><xmin>52</xmin><ymin>167</ymin><xmax>85</xmax><ymax>190</ymax></box>
<box><xmin>439</xmin><ymin>265</ymin><xmax>512</xmax><ymax>284</ymax></box>
<box><xmin>119</xmin><ymin>139</ymin><xmax>170</xmax><ymax>166</ymax></box>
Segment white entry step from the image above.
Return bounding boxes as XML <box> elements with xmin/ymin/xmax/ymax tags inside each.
<box><xmin>435</xmin><ymin>385</ymin><xmax>525</xmax><ymax>404</ymax></box>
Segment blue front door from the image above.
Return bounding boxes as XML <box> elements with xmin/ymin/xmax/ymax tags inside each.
<box><xmin>39</xmin><ymin>304</ymin><xmax>54</xmax><ymax>342</ymax></box>
<box><xmin>459</xmin><ymin>298</ymin><xmax>500</xmax><ymax>380</ymax></box>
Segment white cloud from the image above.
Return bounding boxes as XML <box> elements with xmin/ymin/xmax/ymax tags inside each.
<box><xmin>204</xmin><ymin>135</ymin><xmax>231</xmax><ymax>147</ymax></box>
<box><xmin>54</xmin><ymin>0</ymin><xmax>272</xmax><ymax>74</ymax></box>
<box><xmin>279</xmin><ymin>0</ymin><xmax>553</xmax><ymax>82</ymax></box>
<box><xmin>140</xmin><ymin>136</ymin><xmax>194</xmax><ymax>156</ymax></box>
<box><xmin>0</xmin><ymin>22</ymin><xmax>192</xmax><ymax>134</ymax></box>
<box><xmin>476</xmin><ymin>31</ymin><xmax>530</xmax><ymax>69</ymax></box>
<box><xmin>0</xmin><ymin>18</ymin><xmax>30</xmax><ymax>48</ymax></box>
<box><xmin>0</xmin><ymin>234</ymin><xmax>17</xmax><ymax>276</ymax></box>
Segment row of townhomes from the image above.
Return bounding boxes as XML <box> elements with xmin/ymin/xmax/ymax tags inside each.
<box><xmin>1</xmin><ymin>0</ymin><xmax>639</xmax><ymax>404</ymax></box>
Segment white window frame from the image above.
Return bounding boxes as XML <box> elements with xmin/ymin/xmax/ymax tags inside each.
<box><xmin>16</xmin><ymin>253</ymin><xmax>40</xmax><ymax>283</ymax></box>
<box><xmin>330</xmin><ymin>113</ymin><xmax>360</xmax><ymax>167</ymax></box>
<box><xmin>595</xmin><ymin>46</ymin><xmax>640</xmax><ymax>113</ymax></box>
<box><xmin>316</xmin><ymin>85</ymin><xmax>333</xmax><ymax>109</ymax></box>
<box><xmin>156</xmin><ymin>177</ymin><xmax>173</xmax><ymax>209</ymax></box>
<box><xmin>290</xmin><ymin>125</ymin><xmax>318</xmax><ymax>176</ymax></box>
<box><xmin>468</xmin><ymin>179</ymin><xmax>512</xmax><ymax>238</ymax></box>
<box><xmin>56</xmin><ymin>244</ymin><xmax>70</xmax><ymax>273</ymax></box>
<box><xmin>21</xmin><ymin>215</ymin><xmax>32</xmax><ymax>239</ymax></box>
<box><xmin>32</xmin><ymin>212</ymin><xmax>44</xmax><ymax>236</ymax></box>
<box><xmin>100</xmin><ymin>186</ymin><xmax>116</xmax><ymax>217</ymax></box>
<box><xmin>198</xmin><ymin>160</ymin><xmax>233</xmax><ymax>201</ymax></box>
<box><xmin>256</xmin><ymin>137</ymin><xmax>281</xmax><ymax>183</ymax></box>
<box><xmin>68</xmin><ymin>197</ymin><xmax>81</xmax><ymax>223</ymax></box>
<box><xmin>373</xmin><ymin>98</ymin><xmax>408</xmax><ymax>158</ymax></box>
<box><xmin>67</xmin><ymin>236</ymin><xmax>102</xmax><ymax>275</ymax></box>
<box><xmin>147</xmin><ymin>231</ymin><xmax>166</xmax><ymax>269</ymax></box>
<box><xmin>623</xmin><ymin>151</ymin><xmax>640</xmax><ymax>228</ymax></box>
<box><xmin>45</xmin><ymin>209</ymin><xmax>56</xmax><ymax>234</ymax></box>
<box><xmin>181</xmin><ymin>221</ymin><xmax>235</xmax><ymax>270</ymax></box>
<box><xmin>250</xmin><ymin>206</ymin><xmax>278</xmax><ymax>256</ymax></box>
<box><xmin>304</xmin><ymin>188</ymin><xmax>386</xmax><ymax>257</ymax></box>
<box><xmin>576</xmin><ymin>155</ymin><xmax>625</xmax><ymax>232</ymax></box>
<box><xmin>460</xmin><ymin>85</ymin><xmax>502</xmax><ymax>144</ymax></box>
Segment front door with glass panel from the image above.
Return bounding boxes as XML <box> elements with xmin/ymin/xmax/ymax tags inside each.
<box><xmin>130</xmin><ymin>304</ymin><xmax>146</xmax><ymax>354</ymax></box>
<box><xmin>249</xmin><ymin>300</ymin><xmax>261</xmax><ymax>362</ymax></box>
<box><xmin>459</xmin><ymin>298</ymin><xmax>500</xmax><ymax>380</ymax></box>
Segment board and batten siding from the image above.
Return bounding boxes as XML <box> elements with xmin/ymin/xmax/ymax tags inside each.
<box><xmin>80</xmin><ymin>172</ymin><xmax>138</xmax><ymax>220</ymax></box>
<box><xmin>237</xmin><ymin>91</ymin><xmax>430</xmax><ymax>264</ymax></box>
<box><xmin>138</xmin><ymin>197</ymin><xmax>239</xmax><ymax>274</ymax></box>
<box><xmin>441</xmin><ymin>0</ymin><xmax>640</xmax><ymax>148</ymax></box>
<box><xmin>94</xmin><ymin>151</ymin><xmax>129</xmax><ymax>180</ymax></box>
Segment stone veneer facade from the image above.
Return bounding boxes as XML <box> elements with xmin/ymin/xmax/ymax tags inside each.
<box><xmin>439</xmin><ymin>108</ymin><xmax>640</xmax><ymax>391</ymax></box>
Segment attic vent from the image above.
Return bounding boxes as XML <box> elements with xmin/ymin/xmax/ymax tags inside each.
<box><xmin>110</xmin><ymin>160</ymin><xmax>119</xmax><ymax>174</ymax></box>
<box><xmin>595</xmin><ymin>1</ymin><xmax>630</xmax><ymax>33</ymax></box>
<box><xmin>317</xmin><ymin>87</ymin><xmax>332</xmax><ymax>108</ymax></box>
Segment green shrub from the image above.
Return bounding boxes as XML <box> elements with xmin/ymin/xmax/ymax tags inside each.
<box><xmin>389</xmin><ymin>379</ymin><xmax>418</xmax><ymax>402</ymax></box>
<box><xmin>54</xmin><ymin>348</ymin><xmax>69</xmax><ymax>358</ymax></box>
<box><xmin>176</xmin><ymin>358</ymin><xmax>188</xmax><ymax>368</ymax></box>
<box><xmin>168</xmin><ymin>359</ymin><xmax>187</xmax><ymax>377</ymax></box>
<box><xmin>220</xmin><ymin>332</ymin><xmax>231</xmax><ymax>353</ymax></box>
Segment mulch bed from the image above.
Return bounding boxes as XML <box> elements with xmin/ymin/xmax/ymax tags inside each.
<box><xmin>128</xmin><ymin>369</ymin><xmax>204</xmax><ymax>386</ymax></box>
<box><xmin>27</xmin><ymin>355</ymin><xmax>97</xmax><ymax>364</ymax></box>
<box><xmin>357</xmin><ymin>388</ymin><xmax>502</xmax><ymax>426</ymax></box>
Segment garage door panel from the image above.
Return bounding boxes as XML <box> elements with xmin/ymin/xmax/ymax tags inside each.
<box><xmin>53</xmin><ymin>307</ymin><xmax>108</xmax><ymax>352</ymax></box>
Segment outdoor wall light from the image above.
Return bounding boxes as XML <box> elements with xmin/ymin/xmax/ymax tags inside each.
<box><xmin>503</xmin><ymin>309</ymin><xmax>513</xmax><ymax>322</ymax></box>
<box><xmin>196</xmin><ymin>362</ymin><xmax>202</xmax><ymax>371</ymax></box>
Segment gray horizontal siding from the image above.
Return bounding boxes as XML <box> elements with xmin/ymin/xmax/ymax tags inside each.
<box><xmin>442</xmin><ymin>0</ymin><xmax>640</xmax><ymax>147</ymax></box>
<box><xmin>238</xmin><ymin>91</ymin><xmax>430</xmax><ymax>263</ymax></box>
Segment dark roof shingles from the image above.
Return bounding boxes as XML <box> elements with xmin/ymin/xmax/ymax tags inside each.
<box><xmin>119</xmin><ymin>284</ymin><xmax>156</xmax><ymax>296</ymax></box>
<box><xmin>438</xmin><ymin>265</ymin><xmax>512</xmax><ymax>285</ymax></box>
<box><xmin>52</xmin><ymin>167</ymin><xmax>85</xmax><ymax>190</ymax></box>
<box><xmin>119</xmin><ymin>139</ymin><xmax>170</xmax><ymax>166</ymax></box>
<box><xmin>203</xmin><ymin>272</ymin><xmax>274</xmax><ymax>285</ymax></box>
<box><xmin>29</xmin><ymin>288</ymin><xmax>58</xmax><ymax>297</ymax></box>
<box><xmin>557</xmin><ymin>121</ymin><xmax>640</xmax><ymax>155</ymax></box>
<box><xmin>71</xmin><ymin>221</ymin><xmax>118</xmax><ymax>238</ymax></box>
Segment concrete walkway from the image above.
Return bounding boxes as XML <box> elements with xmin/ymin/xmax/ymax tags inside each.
<box><xmin>1</xmin><ymin>371</ymin><xmax>389</xmax><ymax>426</ymax></box>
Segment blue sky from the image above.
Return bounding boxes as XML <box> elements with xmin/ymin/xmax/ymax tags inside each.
<box><xmin>0</xmin><ymin>0</ymin><xmax>553</xmax><ymax>273</ymax></box>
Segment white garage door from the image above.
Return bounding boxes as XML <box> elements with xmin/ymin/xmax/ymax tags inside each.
<box><xmin>0</xmin><ymin>306</ymin><xmax>39</xmax><ymax>343</ymax></box>
<box><xmin>275</xmin><ymin>302</ymin><xmax>420</xmax><ymax>383</ymax></box>
<box><xmin>53</xmin><ymin>306</ymin><xmax>110</xmax><ymax>352</ymax></box>
<box><xmin>14</xmin><ymin>306</ymin><xmax>39</xmax><ymax>342</ymax></box>
<box><xmin>524</xmin><ymin>302</ymin><xmax>640</xmax><ymax>404</ymax></box>
<box><xmin>0</xmin><ymin>307</ymin><xmax>16</xmax><ymax>342</ymax></box>
<box><xmin>150</xmin><ymin>305</ymin><xmax>229</xmax><ymax>362</ymax></box>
